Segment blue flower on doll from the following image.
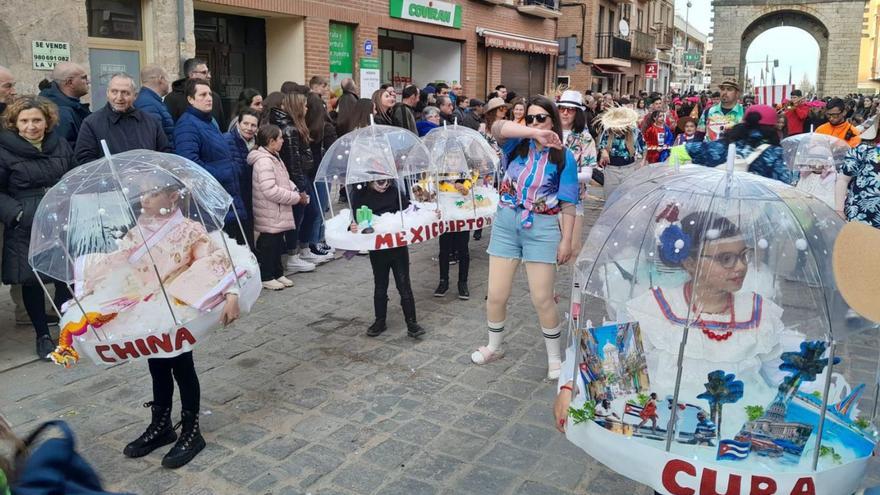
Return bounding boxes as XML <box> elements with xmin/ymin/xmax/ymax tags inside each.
<box><xmin>658</xmin><ymin>224</ymin><xmax>691</xmax><ymax>265</ymax></box>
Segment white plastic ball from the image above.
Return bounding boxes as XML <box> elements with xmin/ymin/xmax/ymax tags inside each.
<box><xmin>674</xmin><ymin>239</ymin><xmax>685</xmax><ymax>249</ymax></box>
<box><xmin>97</xmin><ymin>208</ymin><xmax>106</xmax><ymax>215</ymax></box>
<box><xmin>795</xmin><ymin>238</ymin><xmax>808</xmax><ymax>251</ymax></box>
<box><xmin>706</xmin><ymin>229</ymin><xmax>720</xmax><ymax>240</ymax></box>
<box><xmin>757</xmin><ymin>238</ymin><xmax>769</xmax><ymax>249</ymax></box>
<box><xmin>159</xmin><ymin>208</ymin><xmax>169</xmax><ymax>215</ymax></box>
<box><xmin>674</xmin><ymin>248</ymin><xmax>680</xmax><ymax>254</ymax></box>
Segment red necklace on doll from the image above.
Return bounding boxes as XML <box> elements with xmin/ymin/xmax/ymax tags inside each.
<box><xmin>683</xmin><ymin>283</ymin><xmax>736</xmax><ymax>342</ymax></box>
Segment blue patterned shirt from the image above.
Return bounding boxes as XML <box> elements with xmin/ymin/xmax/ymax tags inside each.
<box><xmin>684</xmin><ymin>130</ymin><xmax>794</xmax><ymax>184</ymax></box>
<box><xmin>840</xmin><ymin>144</ymin><xmax>880</xmax><ymax>228</ymax></box>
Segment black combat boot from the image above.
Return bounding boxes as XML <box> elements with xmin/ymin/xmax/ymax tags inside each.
<box><xmin>161</xmin><ymin>410</ymin><xmax>205</xmax><ymax>469</ymax></box>
<box><xmin>433</xmin><ymin>279</ymin><xmax>449</xmax><ymax>297</ymax></box>
<box><xmin>123</xmin><ymin>402</ymin><xmax>177</xmax><ymax>458</ymax></box>
<box><xmin>367</xmin><ymin>318</ymin><xmax>387</xmax><ymax>337</ymax></box>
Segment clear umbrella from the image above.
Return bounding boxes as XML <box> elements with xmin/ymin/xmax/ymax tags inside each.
<box><xmin>29</xmin><ymin>148</ymin><xmax>261</xmax><ymax>366</ymax></box>
<box><xmin>422</xmin><ymin>124</ymin><xmax>500</xmax><ymax>230</ymax></box>
<box><xmin>782</xmin><ymin>133</ymin><xmax>850</xmax><ymax>208</ymax></box>
<box><xmin>564</xmin><ymin>148</ymin><xmax>876</xmax><ymax>494</ymax></box>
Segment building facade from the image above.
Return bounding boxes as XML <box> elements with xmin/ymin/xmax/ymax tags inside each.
<box><xmin>557</xmin><ymin>0</ymin><xmax>674</xmax><ymax>96</ymax></box>
<box><xmin>858</xmin><ymin>0</ymin><xmax>880</xmax><ymax>92</ymax></box>
<box><xmin>670</xmin><ymin>13</ymin><xmax>707</xmax><ymax>93</ymax></box>
<box><xmin>1</xmin><ymin>0</ymin><xmax>561</xmax><ymax>117</ymax></box>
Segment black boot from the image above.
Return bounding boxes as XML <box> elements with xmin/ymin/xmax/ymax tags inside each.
<box><xmin>367</xmin><ymin>318</ymin><xmax>387</xmax><ymax>337</ymax></box>
<box><xmin>123</xmin><ymin>402</ymin><xmax>177</xmax><ymax>458</ymax></box>
<box><xmin>433</xmin><ymin>279</ymin><xmax>449</xmax><ymax>297</ymax></box>
<box><xmin>161</xmin><ymin>410</ymin><xmax>205</xmax><ymax>469</ymax></box>
<box><xmin>458</xmin><ymin>281</ymin><xmax>470</xmax><ymax>300</ymax></box>
<box><xmin>401</xmin><ymin>296</ymin><xmax>425</xmax><ymax>338</ymax></box>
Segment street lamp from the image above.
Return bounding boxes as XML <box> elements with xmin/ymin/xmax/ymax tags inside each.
<box><xmin>684</xmin><ymin>1</ymin><xmax>691</xmax><ymax>91</ymax></box>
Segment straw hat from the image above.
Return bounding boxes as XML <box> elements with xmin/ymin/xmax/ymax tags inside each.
<box><xmin>484</xmin><ymin>97</ymin><xmax>510</xmax><ymax>114</ymax></box>
<box><xmin>598</xmin><ymin>106</ymin><xmax>640</xmax><ymax>132</ymax></box>
<box><xmin>833</xmin><ymin>221</ymin><xmax>880</xmax><ymax>323</ymax></box>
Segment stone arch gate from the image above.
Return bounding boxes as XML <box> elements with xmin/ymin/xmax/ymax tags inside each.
<box><xmin>710</xmin><ymin>0</ymin><xmax>866</xmax><ymax>96</ymax></box>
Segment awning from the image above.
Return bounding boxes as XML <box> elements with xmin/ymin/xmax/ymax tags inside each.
<box><xmin>593</xmin><ymin>64</ymin><xmax>624</xmax><ymax>75</ymax></box>
<box><xmin>476</xmin><ymin>28</ymin><xmax>558</xmax><ymax>56</ymax></box>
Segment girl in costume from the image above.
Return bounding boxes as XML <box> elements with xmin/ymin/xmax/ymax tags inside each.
<box><xmin>349</xmin><ymin>179</ymin><xmax>426</xmax><ymax>339</ymax></box>
<box><xmin>597</xmin><ymin>107</ymin><xmax>647</xmax><ymax>202</ymax></box>
<box><xmin>643</xmin><ymin>110</ymin><xmax>674</xmax><ymax>164</ymax></box>
<box><xmin>557</xmin><ymin>89</ymin><xmax>597</xmax><ymax>256</ymax></box>
<box><xmin>74</xmin><ymin>180</ymin><xmax>244</xmax><ymax>469</ymax></box>
<box><xmin>434</xmin><ymin>176</ymin><xmax>473</xmax><ymax>300</ymax></box>
<box><xmin>471</xmin><ymin>96</ymin><xmax>579</xmax><ymax>380</ymax></box>
<box><xmin>555</xmin><ymin>210</ymin><xmax>787</xmax><ymax>439</ymax></box>
<box><xmin>672</xmin><ymin>117</ymin><xmax>702</xmax><ymax>146</ymax></box>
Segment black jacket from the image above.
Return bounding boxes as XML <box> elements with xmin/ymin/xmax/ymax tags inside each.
<box><xmin>390</xmin><ymin>103</ymin><xmax>418</xmax><ymax>134</ymax></box>
<box><xmin>0</xmin><ymin>130</ymin><xmax>75</xmax><ymax>285</ymax></box>
<box><xmin>350</xmin><ymin>182</ymin><xmax>410</xmax><ymax>216</ymax></box>
<box><xmin>460</xmin><ymin>109</ymin><xmax>482</xmax><ymax>131</ymax></box>
<box><xmin>74</xmin><ymin>103</ymin><xmax>172</xmax><ymax>164</ymax></box>
<box><xmin>164</xmin><ymin>78</ymin><xmax>226</xmax><ymax>132</ymax></box>
<box><xmin>268</xmin><ymin>107</ymin><xmax>312</xmax><ymax>190</ymax></box>
<box><xmin>38</xmin><ymin>82</ymin><xmax>91</xmax><ymax>148</ymax></box>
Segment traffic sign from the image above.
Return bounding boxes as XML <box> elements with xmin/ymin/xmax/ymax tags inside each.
<box><xmin>684</xmin><ymin>51</ymin><xmax>701</xmax><ymax>63</ymax></box>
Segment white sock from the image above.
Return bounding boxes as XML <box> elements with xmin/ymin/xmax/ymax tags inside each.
<box><xmin>487</xmin><ymin>320</ymin><xmax>505</xmax><ymax>351</ymax></box>
<box><xmin>542</xmin><ymin>324</ymin><xmax>562</xmax><ymax>364</ymax></box>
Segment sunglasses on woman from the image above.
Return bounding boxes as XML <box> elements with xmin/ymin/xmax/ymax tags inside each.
<box><xmin>525</xmin><ymin>113</ymin><xmax>551</xmax><ymax>125</ymax></box>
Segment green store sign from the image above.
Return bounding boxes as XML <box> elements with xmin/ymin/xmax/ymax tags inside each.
<box><xmin>389</xmin><ymin>0</ymin><xmax>463</xmax><ymax>29</ymax></box>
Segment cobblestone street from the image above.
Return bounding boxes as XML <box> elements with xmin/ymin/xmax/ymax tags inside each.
<box><xmin>2</xmin><ymin>199</ymin><xmax>879</xmax><ymax>495</ymax></box>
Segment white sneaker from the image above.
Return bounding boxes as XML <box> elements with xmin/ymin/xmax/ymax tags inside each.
<box><xmin>299</xmin><ymin>247</ymin><xmax>333</xmax><ymax>264</ymax></box>
<box><xmin>285</xmin><ymin>255</ymin><xmax>316</xmax><ymax>273</ymax></box>
<box><xmin>276</xmin><ymin>276</ymin><xmax>294</xmax><ymax>288</ymax></box>
<box><xmin>262</xmin><ymin>280</ymin><xmax>285</xmax><ymax>290</ymax></box>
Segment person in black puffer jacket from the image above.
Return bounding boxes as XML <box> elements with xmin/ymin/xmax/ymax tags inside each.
<box><xmin>0</xmin><ymin>96</ymin><xmax>75</xmax><ymax>360</ymax></box>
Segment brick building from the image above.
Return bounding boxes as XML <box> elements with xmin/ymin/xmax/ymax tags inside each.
<box><xmin>0</xmin><ymin>0</ymin><xmax>563</xmax><ymax>118</ymax></box>
<box><xmin>557</xmin><ymin>0</ymin><xmax>674</xmax><ymax>96</ymax></box>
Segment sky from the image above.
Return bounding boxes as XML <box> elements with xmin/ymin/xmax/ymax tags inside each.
<box><xmin>674</xmin><ymin>0</ymin><xmax>819</xmax><ymax>85</ymax></box>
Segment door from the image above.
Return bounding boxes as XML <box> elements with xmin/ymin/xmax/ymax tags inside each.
<box><xmin>194</xmin><ymin>11</ymin><xmax>266</xmax><ymax>122</ymax></box>
<box><xmin>500</xmin><ymin>52</ymin><xmax>546</xmax><ymax>98</ymax></box>
<box><xmin>88</xmin><ymin>49</ymin><xmax>141</xmax><ymax>110</ymax></box>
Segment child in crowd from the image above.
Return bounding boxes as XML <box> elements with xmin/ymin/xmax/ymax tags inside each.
<box><xmin>434</xmin><ymin>177</ymin><xmax>472</xmax><ymax>300</ymax></box>
<box><xmin>349</xmin><ymin>178</ymin><xmax>426</xmax><ymax>338</ymax></box>
<box><xmin>643</xmin><ymin>111</ymin><xmax>674</xmax><ymax>164</ymax></box>
<box><xmin>673</xmin><ymin>117</ymin><xmax>703</xmax><ymax>146</ymax></box>
<box><xmin>249</xmin><ymin>124</ymin><xmax>305</xmax><ymax>290</ymax></box>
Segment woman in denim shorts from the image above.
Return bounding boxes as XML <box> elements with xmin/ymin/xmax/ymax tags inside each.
<box><xmin>470</xmin><ymin>96</ymin><xmax>579</xmax><ymax>380</ymax></box>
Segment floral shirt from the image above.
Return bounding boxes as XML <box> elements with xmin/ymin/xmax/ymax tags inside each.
<box><xmin>564</xmin><ymin>130</ymin><xmax>598</xmax><ymax>206</ymax></box>
<box><xmin>499</xmin><ymin>138</ymin><xmax>579</xmax><ymax>227</ymax></box>
<box><xmin>840</xmin><ymin>144</ymin><xmax>880</xmax><ymax>228</ymax></box>
<box><xmin>598</xmin><ymin>128</ymin><xmax>647</xmax><ymax>166</ymax></box>
<box><xmin>698</xmin><ymin>103</ymin><xmax>745</xmax><ymax>142</ymax></box>
<box><xmin>684</xmin><ymin>131</ymin><xmax>794</xmax><ymax>185</ymax></box>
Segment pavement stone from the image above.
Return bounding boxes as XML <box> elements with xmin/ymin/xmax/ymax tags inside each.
<box><xmin>5</xmin><ymin>197</ymin><xmax>878</xmax><ymax>494</ymax></box>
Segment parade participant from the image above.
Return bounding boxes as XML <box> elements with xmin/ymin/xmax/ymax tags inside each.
<box><xmin>817</xmin><ymin>98</ymin><xmax>862</xmax><ymax>148</ymax></box>
<box><xmin>434</xmin><ymin>177</ymin><xmax>472</xmax><ymax>300</ymax></box>
<box><xmin>470</xmin><ymin>96</ymin><xmax>578</xmax><ymax>380</ymax></box>
<box><xmin>555</xmin><ymin>211</ymin><xmax>786</xmax><ymax>437</ymax></box>
<box><xmin>349</xmin><ymin>179</ymin><xmax>426</xmax><ymax>339</ymax></box>
<box><xmin>0</xmin><ymin>96</ymin><xmax>75</xmax><ymax>360</ymax></box>
<box><xmin>558</xmin><ymin>89</ymin><xmax>597</xmax><ymax>254</ymax></box>
<box><xmin>836</xmin><ymin>141</ymin><xmax>880</xmax><ymax>227</ymax></box>
<box><xmin>597</xmin><ymin>107</ymin><xmax>646</xmax><ymax>201</ymax></box>
<box><xmin>672</xmin><ymin>117</ymin><xmax>702</xmax><ymax>145</ymax></box>
<box><xmin>671</xmin><ymin>104</ymin><xmax>793</xmax><ymax>184</ymax></box>
<box><xmin>776</xmin><ymin>113</ymin><xmax>789</xmax><ymax>141</ymax></box>
<box><xmin>698</xmin><ymin>80</ymin><xmax>744</xmax><ymax>142</ymax></box>
<box><xmin>783</xmin><ymin>89</ymin><xmax>809</xmax><ymax>135</ymax></box>
<box><xmin>250</xmin><ymin>124</ymin><xmax>303</xmax><ymax>289</ymax></box>
<box><xmin>643</xmin><ymin>110</ymin><xmax>674</xmax><ymax>164</ymax></box>
<box><xmin>481</xmin><ymin>97</ymin><xmax>508</xmax><ymax>157</ymax></box>
<box><xmin>113</xmin><ymin>179</ymin><xmax>242</xmax><ymax>469</ymax></box>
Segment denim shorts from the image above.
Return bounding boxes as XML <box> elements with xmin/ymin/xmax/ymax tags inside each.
<box><xmin>487</xmin><ymin>206</ymin><xmax>561</xmax><ymax>264</ymax></box>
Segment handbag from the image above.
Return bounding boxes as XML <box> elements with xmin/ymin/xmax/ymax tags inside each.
<box><xmin>13</xmin><ymin>421</ymin><xmax>130</xmax><ymax>495</ymax></box>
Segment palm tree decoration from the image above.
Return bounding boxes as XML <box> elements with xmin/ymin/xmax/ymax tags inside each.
<box><xmin>697</xmin><ymin>370</ymin><xmax>744</xmax><ymax>438</ymax></box>
<box><xmin>777</xmin><ymin>341</ymin><xmax>841</xmax><ymax>404</ymax></box>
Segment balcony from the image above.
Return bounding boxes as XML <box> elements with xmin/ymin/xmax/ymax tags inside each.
<box><xmin>595</xmin><ymin>32</ymin><xmax>631</xmax><ymax>67</ymax></box>
<box><xmin>631</xmin><ymin>30</ymin><xmax>656</xmax><ymax>60</ymax></box>
<box><xmin>653</xmin><ymin>25</ymin><xmax>674</xmax><ymax>50</ymax></box>
<box><xmin>517</xmin><ymin>0</ymin><xmax>562</xmax><ymax>18</ymax></box>
<box><xmin>478</xmin><ymin>0</ymin><xmax>506</xmax><ymax>4</ymax></box>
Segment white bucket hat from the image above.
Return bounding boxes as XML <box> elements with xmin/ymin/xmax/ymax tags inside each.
<box><xmin>557</xmin><ymin>90</ymin><xmax>585</xmax><ymax>111</ymax></box>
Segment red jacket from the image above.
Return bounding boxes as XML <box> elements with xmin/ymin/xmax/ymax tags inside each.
<box><xmin>784</xmin><ymin>103</ymin><xmax>809</xmax><ymax>135</ymax></box>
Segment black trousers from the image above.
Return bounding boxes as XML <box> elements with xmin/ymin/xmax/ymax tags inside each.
<box><xmin>438</xmin><ymin>231</ymin><xmax>470</xmax><ymax>283</ymax></box>
<box><xmin>21</xmin><ymin>282</ymin><xmax>70</xmax><ymax>338</ymax></box>
<box><xmin>148</xmin><ymin>351</ymin><xmax>200</xmax><ymax>413</ymax></box>
<box><xmin>255</xmin><ymin>232</ymin><xmax>285</xmax><ymax>281</ymax></box>
<box><xmin>368</xmin><ymin>246</ymin><xmax>416</xmax><ymax>322</ymax></box>
<box><xmin>223</xmin><ymin>219</ymin><xmax>254</xmax><ymax>249</ymax></box>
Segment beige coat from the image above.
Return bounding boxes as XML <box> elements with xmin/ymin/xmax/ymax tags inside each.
<box><xmin>248</xmin><ymin>146</ymin><xmax>300</xmax><ymax>234</ymax></box>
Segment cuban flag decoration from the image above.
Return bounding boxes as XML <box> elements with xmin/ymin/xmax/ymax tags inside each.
<box><xmin>717</xmin><ymin>439</ymin><xmax>751</xmax><ymax>461</ymax></box>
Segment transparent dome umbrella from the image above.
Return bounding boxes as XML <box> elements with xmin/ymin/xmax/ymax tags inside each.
<box><xmin>28</xmin><ymin>146</ymin><xmax>258</xmax><ymax>364</ymax></box>
<box><xmin>566</xmin><ymin>148</ymin><xmax>874</xmax><ymax>492</ymax></box>
<box><xmin>781</xmin><ymin>133</ymin><xmax>851</xmax><ymax>173</ymax></box>
<box><xmin>422</xmin><ymin>123</ymin><xmax>500</xmax><ymax>228</ymax></box>
<box><xmin>314</xmin><ymin>123</ymin><xmax>435</xmax><ymax>249</ymax></box>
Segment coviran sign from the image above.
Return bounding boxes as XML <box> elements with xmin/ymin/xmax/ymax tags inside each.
<box><xmin>389</xmin><ymin>0</ymin><xmax>463</xmax><ymax>29</ymax></box>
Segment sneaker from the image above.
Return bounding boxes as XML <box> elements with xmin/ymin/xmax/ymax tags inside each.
<box><xmin>276</xmin><ymin>276</ymin><xmax>295</xmax><ymax>288</ymax></box>
<box><xmin>406</xmin><ymin>321</ymin><xmax>426</xmax><ymax>339</ymax></box>
<box><xmin>434</xmin><ymin>280</ymin><xmax>449</xmax><ymax>297</ymax></box>
<box><xmin>262</xmin><ymin>280</ymin><xmax>285</xmax><ymax>291</ymax></box>
<box><xmin>317</xmin><ymin>242</ymin><xmax>336</xmax><ymax>255</ymax></box>
<box><xmin>458</xmin><ymin>281</ymin><xmax>470</xmax><ymax>300</ymax></box>
<box><xmin>299</xmin><ymin>247</ymin><xmax>332</xmax><ymax>264</ymax></box>
<box><xmin>358</xmin><ymin>250</ymin><xmax>369</xmax><ymax>255</ymax></box>
<box><xmin>285</xmin><ymin>254</ymin><xmax>316</xmax><ymax>273</ymax></box>
<box><xmin>36</xmin><ymin>335</ymin><xmax>55</xmax><ymax>361</ymax></box>
<box><xmin>473</xmin><ymin>230</ymin><xmax>482</xmax><ymax>241</ymax></box>
<box><xmin>449</xmin><ymin>252</ymin><xmax>458</xmax><ymax>265</ymax></box>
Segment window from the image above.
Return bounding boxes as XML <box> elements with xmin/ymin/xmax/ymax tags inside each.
<box><xmin>87</xmin><ymin>0</ymin><xmax>143</xmax><ymax>40</ymax></box>
<box><xmin>637</xmin><ymin>9</ymin><xmax>643</xmax><ymax>31</ymax></box>
<box><xmin>598</xmin><ymin>6</ymin><xmax>605</xmax><ymax>34</ymax></box>
<box><xmin>609</xmin><ymin>10</ymin><xmax>615</xmax><ymax>34</ymax></box>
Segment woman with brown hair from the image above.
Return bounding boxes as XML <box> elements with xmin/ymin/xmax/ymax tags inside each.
<box><xmin>0</xmin><ymin>95</ymin><xmax>75</xmax><ymax>360</ymax></box>
<box><xmin>371</xmin><ymin>86</ymin><xmax>397</xmax><ymax>126</ymax></box>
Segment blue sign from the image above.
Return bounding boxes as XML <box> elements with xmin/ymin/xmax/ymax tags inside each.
<box><xmin>364</xmin><ymin>39</ymin><xmax>374</xmax><ymax>56</ymax></box>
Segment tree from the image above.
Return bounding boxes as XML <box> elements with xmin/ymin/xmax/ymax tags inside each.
<box><xmin>777</xmin><ymin>341</ymin><xmax>840</xmax><ymax>404</ymax></box>
<box><xmin>697</xmin><ymin>370</ymin><xmax>744</xmax><ymax>438</ymax></box>
<box><xmin>799</xmin><ymin>73</ymin><xmax>815</xmax><ymax>96</ymax></box>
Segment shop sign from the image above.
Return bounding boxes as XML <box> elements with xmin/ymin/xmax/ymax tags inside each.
<box><xmin>389</xmin><ymin>0</ymin><xmax>463</xmax><ymax>29</ymax></box>
<box><xmin>645</xmin><ymin>61</ymin><xmax>658</xmax><ymax>79</ymax></box>
<box><xmin>481</xmin><ymin>31</ymin><xmax>558</xmax><ymax>56</ymax></box>
<box><xmin>359</xmin><ymin>58</ymin><xmax>381</xmax><ymax>98</ymax></box>
<box><xmin>32</xmin><ymin>40</ymin><xmax>70</xmax><ymax>70</ymax></box>
<box><xmin>329</xmin><ymin>23</ymin><xmax>354</xmax><ymax>92</ymax></box>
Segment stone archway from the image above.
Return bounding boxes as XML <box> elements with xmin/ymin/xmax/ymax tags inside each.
<box><xmin>710</xmin><ymin>0</ymin><xmax>864</xmax><ymax>96</ymax></box>
<box><xmin>739</xmin><ymin>11</ymin><xmax>828</xmax><ymax>95</ymax></box>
